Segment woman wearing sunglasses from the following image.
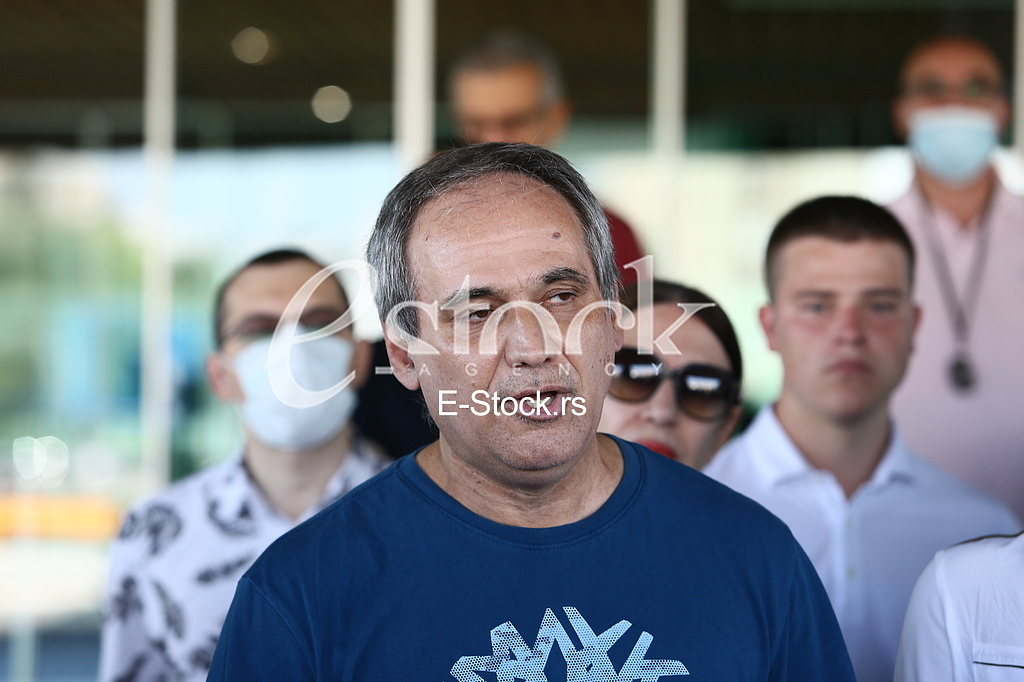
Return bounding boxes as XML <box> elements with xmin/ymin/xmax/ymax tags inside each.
<box><xmin>599</xmin><ymin>279</ymin><xmax>744</xmax><ymax>469</ymax></box>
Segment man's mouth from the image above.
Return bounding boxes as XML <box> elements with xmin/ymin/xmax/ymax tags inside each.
<box><xmin>511</xmin><ymin>388</ymin><xmax>566</xmax><ymax>420</ymax></box>
<box><xmin>829</xmin><ymin>359</ymin><xmax>871</xmax><ymax>375</ymax></box>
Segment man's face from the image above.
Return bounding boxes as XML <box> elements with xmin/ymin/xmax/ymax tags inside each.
<box><xmin>390</xmin><ymin>174</ymin><xmax>620</xmax><ymax>486</ymax></box>
<box><xmin>893</xmin><ymin>40</ymin><xmax>1009</xmax><ymax>139</ymax></box>
<box><xmin>452</xmin><ymin>63</ymin><xmax>569</xmax><ymax>147</ymax></box>
<box><xmin>760</xmin><ymin>238</ymin><xmax>919</xmax><ymax>425</ymax></box>
<box><xmin>209</xmin><ymin>259</ymin><xmax>358</xmax><ymax>403</ymax></box>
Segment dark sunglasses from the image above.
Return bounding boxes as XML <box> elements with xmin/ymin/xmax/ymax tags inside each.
<box><xmin>608</xmin><ymin>347</ymin><xmax>740</xmax><ymax>422</ymax></box>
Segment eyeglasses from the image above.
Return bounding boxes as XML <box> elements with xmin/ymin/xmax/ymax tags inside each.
<box><xmin>223</xmin><ymin>310</ymin><xmax>344</xmax><ymax>347</ymax></box>
<box><xmin>903</xmin><ymin>78</ymin><xmax>1003</xmax><ymax>103</ymax></box>
<box><xmin>608</xmin><ymin>347</ymin><xmax>740</xmax><ymax>422</ymax></box>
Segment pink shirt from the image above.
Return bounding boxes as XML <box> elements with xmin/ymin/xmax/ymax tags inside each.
<box><xmin>889</xmin><ymin>178</ymin><xmax>1024</xmax><ymax>520</ymax></box>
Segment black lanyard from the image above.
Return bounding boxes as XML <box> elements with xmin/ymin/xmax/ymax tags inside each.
<box><xmin>917</xmin><ymin>187</ymin><xmax>994</xmax><ymax>392</ymax></box>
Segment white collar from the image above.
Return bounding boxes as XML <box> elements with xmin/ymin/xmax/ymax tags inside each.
<box><xmin>743</xmin><ymin>406</ymin><xmax>916</xmax><ymax>492</ymax></box>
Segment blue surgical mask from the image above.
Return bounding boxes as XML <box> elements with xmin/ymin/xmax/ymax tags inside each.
<box><xmin>234</xmin><ymin>334</ymin><xmax>357</xmax><ymax>452</ymax></box>
<box><xmin>908</xmin><ymin>106</ymin><xmax>998</xmax><ymax>186</ymax></box>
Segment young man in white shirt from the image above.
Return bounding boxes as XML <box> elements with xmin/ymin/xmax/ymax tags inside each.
<box><xmin>705</xmin><ymin>196</ymin><xmax>1019</xmax><ymax>682</ymax></box>
<box><xmin>99</xmin><ymin>249</ymin><xmax>390</xmax><ymax>682</ymax></box>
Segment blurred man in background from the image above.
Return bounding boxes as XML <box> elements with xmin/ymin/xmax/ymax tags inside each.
<box><xmin>449</xmin><ymin>32</ymin><xmax>644</xmax><ymax>281</ymax></box>
<box><xmin>705</xmin><ymin>196</ymin><xmax>1019</xmax><ymax>682</ymax></box>
<box><xmin>889</xmin><ymin>35</ymin><xmax>1024</xmax><ymax>520</ymax></box>
<box><xmin>100</xmin><ymin>249</ymin><xmax>389</xmax><ymax>682</ymax></box>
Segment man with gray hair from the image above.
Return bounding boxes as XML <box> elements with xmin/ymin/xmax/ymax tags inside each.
<box><xmin>207</xmin><ymin>143</ymin><xmax>854</xmax><ymax>681</ymax></box>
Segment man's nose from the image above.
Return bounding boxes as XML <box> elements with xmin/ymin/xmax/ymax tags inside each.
<box><xmin>498</xmin><ymin>304</ymin><xmax>562</xmax><ymax>368</ymax></box>
<box><xmin>834</xmin><ymin>305</ymin><xmax>867</xmax><ymax>344</ymax></box>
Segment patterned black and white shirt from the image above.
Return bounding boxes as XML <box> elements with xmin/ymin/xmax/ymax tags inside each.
<box><xmin>99</xmin><ymin>441</ymin><xmax>390</xmax><ymax>682</ymax></box>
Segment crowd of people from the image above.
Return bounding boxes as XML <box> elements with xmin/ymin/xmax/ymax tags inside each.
<box><xmin>98</xmin><ymin>31</ymin><xmax>1022</xmax><ymax>682</ymax></box>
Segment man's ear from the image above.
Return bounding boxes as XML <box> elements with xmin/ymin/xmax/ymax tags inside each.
<box><xmin>543</xmin><ymin>99</ymin><xmax>571</xmax><ymax>144</ymax></box>
<box><xmin>908</xmin><ymin>303</ymin><xmax>923</xmax><ymax>356</ymax></box>
<box><xmin>206</xmin><ymin>352</ymin><xmax>243</xmax><ymax>403</ymax></box>
<box><xmin>994</xmin><ymin>95</ymin><xmax>1011</xmax><ymax>137</ymax></box>
<box><xmin>758</xmin><ymin>303</ymin><xmax>778</xmax><ymax>352</ymax></box>
<box><xmin>891</xmin><ymin>97</ymin><xmax>911</xmax><ymax>142</ymax></box>
<box><xmin>383</xmin><ymin>325</ymin><xmax>422</xmax><ymax>391</ymax></box>
<box><xmin>350</xmin><ymin>339</ymin><xmax>373</xmax><ymax>390</ymax></box>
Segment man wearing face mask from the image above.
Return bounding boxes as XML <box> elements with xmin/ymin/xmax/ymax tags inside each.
<box><xmin>99</xmin><ymin>249</ymin><xmax>389</xmax><ymax>682</ymax></box>
<box><xmin>888</xmin><ymin>35</ymin><xmax>1024</xmax><ymax>521</ymax></box>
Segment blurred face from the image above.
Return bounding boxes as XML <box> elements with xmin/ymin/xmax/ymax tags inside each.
<box><xmin>599</xmin><ymin>304</ymin><xmax>741</xmax><ymax>469</ymax></box>
<box><xmin>761</xmin><ymin>238</ymin><xmax>919</xmax><ymax>426</ymax></box>
<box><xmin>452</xmin><ymin>63</ymin><xmax>569</xmax><ymax>147</ymax></box>
<box><xmin>893</xmin><ymin>40</ymin><xmax>1009</xmax><ymax>139</ymax></box>
<box><xmin>208</xmin><ymin>259</ymin><xmax>361</xmax><ymax>403</ymax></box>
<box><xmin>389</xmin><ymin>173</ymin><xmax>620</xmax><ymax>488</ymax></box>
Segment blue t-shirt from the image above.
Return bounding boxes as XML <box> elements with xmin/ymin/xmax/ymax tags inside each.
<box><xmin>208</xmin><ymin>438</ymin><xmax>854</xmax><ymax>681</ymax></box>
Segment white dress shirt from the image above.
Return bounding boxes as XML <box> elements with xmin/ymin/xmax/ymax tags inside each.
<box><xmin>896</xmin><ymin>531</ymin><xmax>1024</xmax><ymax>682</ymax></box>
<box><xmin>889</xmin><ymin>180</ymin><xmax>1024</xmax><ymax>521</ymax></box>
<box><xmin>99</xmin><ymin>441</ymin><xmax>390</xmax><ymax>682</ymax></box>
<box><xmin>704</xmin><ymin>406</ymin><xmax>1020</xmax><ymax>682</ymax></box>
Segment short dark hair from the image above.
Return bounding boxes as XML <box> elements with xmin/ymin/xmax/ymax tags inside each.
<box><xmin>365</xmin><ymin>142</ymin><xmax>619</xmax><ymax>336</ymax></box>
<box><xmin>764</xmin><ymin>196</ymin><xmax>915</xmax><ymax>299</ymax></box>
<box><xmin>448</xmin><ymin>31</ymin><xmax>564</xmax><ymax>107</ymax></box>
<box><xmin>621</xmin><ymin>279</ymin><xmax>743</xmax><ymax>386</ymax></box>
<box><xmin>898</xmin><ymin>34</ymin><xmax>1005</xmax><ymax>95</ymax></box>
<box><xmin>212</xmin><ymin>248</ymin><xmax>347</xmax><ymax>349</ymax></box>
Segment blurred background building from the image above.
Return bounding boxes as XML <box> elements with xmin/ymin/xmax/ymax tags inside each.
<box><xmin>0</xmin><ymin>0</ymin><xmax>1020</xmax><ymax>680</ymax></box>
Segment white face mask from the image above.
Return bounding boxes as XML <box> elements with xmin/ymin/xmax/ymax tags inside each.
<box><xmin>233</xmin><ymin>334</ymin><xmax>358</xmax><ymax>452</ymax></box>
<box><xmin>908</xmin><ymin>106</ymin><xmax>998</xmax><ymax>186</ymax></box>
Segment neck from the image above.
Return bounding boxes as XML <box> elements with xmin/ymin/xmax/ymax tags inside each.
<box><xmin>243</xmin><ymin>426</ymin><xmax>352</xmax><ymax>521</ymax></box>
<box><xmin>416</xmin><ymin>435</ymin><xmax>623</xmax><ymax>528</ymax></box>
<box><xmin>917</xmin><ymin>165</ymin><xmax>996</xmax><ymax>230</ymax></box>
<box><xmin>774</xmin><ymin>396</ymin><xmax>891</xmax><ymax>498</ymax></box>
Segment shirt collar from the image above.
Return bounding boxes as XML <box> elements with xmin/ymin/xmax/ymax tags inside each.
<box><xmin>746</xmin><ymin>406</ymin><xmax>916</xmax><ymax>490</ymax></box>
<box><xmin>864</xmin><ymin>424</ymin><xmax>916</xmax><ymax>489</ymax></box>
<box><xmin>214</xmin><ymin>440</ymin><xmax>379</xmax><ymax>525</ymax></box>
<box><xmin>211</xmin><ymin>448</ymin><xmax>253</xmax><ymax>521</ymax></box>
<box><xmin>743</xmin><ymin>406</ymin><xmax>815</xmax><ymax>487</ymax></box>
<box><xmin>910</xmin><ymin>174</ymin><xmax>1011</xmax><ymax>235</ymax></box>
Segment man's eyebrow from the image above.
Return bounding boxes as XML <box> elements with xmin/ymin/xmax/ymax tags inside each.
<box><xmin>440</xmin><ymin>286</ymin><xmax>500</xmax><ymax>308</ymax></box>
<box><xmin>438</xmin><ymin>268</ymin><xmax>590</xmax><ymax>309</ymax></box>
<box><xmin>225</xmin><ymin>313</ymin><xmax>279</xmax><ymax>336</ymax></box>
<box><xmin>301</xmin><ymin>304</ymin><xmax>348</xmax><ymax>316</ymax></box>
<box><xmin>541</xmin><ymin>267</ymin><xmax>590</xmax><ymax>288</ymax></box>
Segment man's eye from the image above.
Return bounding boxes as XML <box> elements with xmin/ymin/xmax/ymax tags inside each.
<box><xmin>300</xmin><ymin>318</ymin><xmax>335</xmax><ymax>331</ymax></box>
<box><xmin>466</xmin><ymin>307</ymin><xmax>491</xmax><ymax>321</ymax></box>
<box><xmin>869</xmin><ymin>302</ymin><xmax>898</xmax><ymax>314</ymax></box>
<box><xmin>962</xmin><ymin>79</ymin><xmax>999</xmax><ymax>100</ymax></box>
<box><xmin>917</xmin><ymin>80</ymin><xmax>948</xmax><ymax>98</ymax></box>
<box><xmin>236</xmin><ymin>328</ymin><xmax>275</xmax><ymax>343</ymax></box>
<box><xmin>803</xmin><ymin>302</ymin><xmax>827</xmax><ymax>314</ymax></box>
<box><xmin>548</xmin><ymin>291</ymin><xmax>576</xmax><ymax>304</ymax></box>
